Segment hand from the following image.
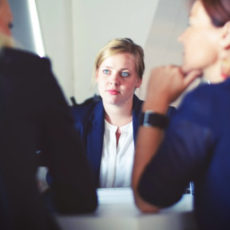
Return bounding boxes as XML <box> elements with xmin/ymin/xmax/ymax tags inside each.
<box><xmin>144</xmin><ymin>66</ymin><xmax>201</xmax><ymax>112</ymax></box>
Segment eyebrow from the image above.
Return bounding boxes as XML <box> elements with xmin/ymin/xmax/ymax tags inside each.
<box><xmin>103</xmin><ymin>65</ymin><xmax>112</xmax><ymax>68</ymax></box>
<box><xmin>101</xmin><ymin>65</ymin><xmax>131</xmax><ymax>71</ymax></box>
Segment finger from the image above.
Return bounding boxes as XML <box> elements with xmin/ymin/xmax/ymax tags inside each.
<box><xmin>167</xmin><ymin>64</ymin><xmax>180</xmax><ymax>69</ymax></box>
<box><xmin>184</xmin><ymin>70</ymin><xmax>202</xmax><ymax>87</ymax></box>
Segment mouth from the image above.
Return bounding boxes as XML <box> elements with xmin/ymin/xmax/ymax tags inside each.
<box><xmin>107</xmin><ymin>89</ymin><xmax>120</xmax><ymax>95</ymax></box>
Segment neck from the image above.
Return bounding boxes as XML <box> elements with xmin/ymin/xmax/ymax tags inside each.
<box><xmin>103</xmin><ymin>100</ymin><xmax>133</xmax><ymax>127</ymax></box>
<box><xmin>203</xmin><ymin>61</ymin><xmax>224</xmax><ymax>83</ymax></box>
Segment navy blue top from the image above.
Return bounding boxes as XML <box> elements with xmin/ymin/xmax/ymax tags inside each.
<box><xmin>72</xmin><ymin>95</ymin><xmax>175</xmax><ymax>187</ymax></box>
<box><xmin>138</xmin><ymin>79</ymin><xmax>230</xmax><ymax>230</ymax></box>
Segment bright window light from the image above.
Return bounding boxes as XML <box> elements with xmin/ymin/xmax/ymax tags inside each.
<box><xmin>27</xmin><ymin>0</ymin><xmax>45</xmax><ymax>57</ymax></box>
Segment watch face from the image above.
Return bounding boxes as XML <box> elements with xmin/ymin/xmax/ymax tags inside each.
<box><xmin>140</xmin><ymin>111</ymin><xmax>169</xmax><ymax>129</ymax></box>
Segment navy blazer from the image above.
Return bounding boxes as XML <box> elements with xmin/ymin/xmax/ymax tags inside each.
<box><xmin>72</xmin><ymin>95</ymin><xmax>175</xmax><ymax>186</ymax></box>
<box><xmin>138</xmin><ymin>79</ymin><xmax>230</xmax><ymax>230</ymax></box>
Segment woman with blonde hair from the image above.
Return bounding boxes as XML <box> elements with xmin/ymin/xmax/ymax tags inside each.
<box><xmin>72</xmin><ymin>38</ymin><xmax>175</xmax><ymax>188</ymax></box>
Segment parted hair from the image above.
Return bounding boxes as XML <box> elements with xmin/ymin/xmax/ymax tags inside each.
<box><xmin>0</xmin><ymin>33</ymin><xmax>14</xmax><ymax>48</ymax></box>
<box><xmin>94</xmin><ymin>38</ymin><xmax>145</xmax><ymax>79</ymax></box>
<box><xmin>201</xmin><ymin>0</ymin><xmax>230</xmax><ymax>27</ymax></box>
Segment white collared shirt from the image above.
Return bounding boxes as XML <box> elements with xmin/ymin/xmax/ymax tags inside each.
<box><xmin>99</xmin><ymin>120</ymin><xmax>134</xmax><ymax>188</ymax></box>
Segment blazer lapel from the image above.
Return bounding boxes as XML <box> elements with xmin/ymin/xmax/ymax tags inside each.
<box><xmin>132</xmin><ymin>95</ymin><xmax>143</xmax><ymax>143</ymax></box>
<box><xmin>86</xmin><ymin>100</ymin><xmax>104</xmax><ymax>186</ymax></box>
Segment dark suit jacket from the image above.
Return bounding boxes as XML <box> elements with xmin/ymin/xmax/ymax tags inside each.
<box><xmin>0</xmin><ymin>47</ymin><xmax>97</xmax><ymax>230</ymax></box>
<box><xmin>72</xmin><ymin>95</ymin><xmax>175</xmax><ymax>187</ymax></box>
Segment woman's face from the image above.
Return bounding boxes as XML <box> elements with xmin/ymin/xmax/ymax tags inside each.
<box><xmin>96</xmin><ymin>52</ymin><xmax>142</xmax><ymax>106</ymax></box>
<box><xmin>179</xmin><ymin>1</ymin><xmax>221</xmax><ymax>74</ymax></box>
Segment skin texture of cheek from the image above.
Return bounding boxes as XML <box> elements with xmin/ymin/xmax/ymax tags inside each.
<box><xmin>180</xmin><ymin>1</ymin><xmax>221</xmax><ymax>74</ymax></box>
<box><xmin>183</xmin><ymin>38</ymin><xmax>219</xmax><ymax>73</ymax></box>
<box><xmin>97</xmin><ymin>82</ymin><xmax>104</xmax><ymax>97</ymax></box>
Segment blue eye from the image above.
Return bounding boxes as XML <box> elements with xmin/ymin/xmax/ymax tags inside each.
<box><xmin>121</xmin><ymin>72</ymin><xmax>129</xmax><ymax>78</ymax></box>
<box><xmin>103</xmin><ymin>69</ymin><xmax>110</xmax><ymax>75</ymax></box>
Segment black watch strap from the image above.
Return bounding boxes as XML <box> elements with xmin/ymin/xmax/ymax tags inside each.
<box><xmin>140</xmin><ymin>110</ymin><xmax>169</xmax><ymax>129</ymax></box>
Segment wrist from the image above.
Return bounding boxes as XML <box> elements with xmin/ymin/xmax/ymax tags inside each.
<box><xmin>140</xmin><ymin>110</ymin><xmax>169</xmax><ymax>129</ymax></box>
<box><xmin>142</xmin><ymin>100</ymin><xmax>168</xmax><ymax>114</ymax></box>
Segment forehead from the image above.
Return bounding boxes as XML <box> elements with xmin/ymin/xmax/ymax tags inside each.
<box><xmin>100</xmin><ymin>53</ymin><xmax>136</xmax><ymax>67</ymax></box>
<box><xmin>190</xmin><ymin>1</ymin><xmax>212</xmax><ymax>24</ymax></box>
<box><xmin>190</xmin><ymin>1</ymin><xmax>203</xmax><ymax>17</ymax></box>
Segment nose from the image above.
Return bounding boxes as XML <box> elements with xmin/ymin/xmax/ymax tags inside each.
<box><xmin>109</xmin><ymin>72</ymin><xmax>120</xmax><ymax>86</ymax></box>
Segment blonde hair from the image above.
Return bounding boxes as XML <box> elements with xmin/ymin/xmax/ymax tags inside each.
<box><xmin>0</xmin><ymin>33</ymin><xmax>14</xmax><ymax>49</ymax></box>
<box><xmin>94</xmin><ymin>38</ymin><xmax>145</xmax><ymax>79</ymax></box>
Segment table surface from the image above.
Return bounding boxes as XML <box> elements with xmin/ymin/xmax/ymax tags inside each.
<box><xmin>57</xmin><ymin>188</ymin><xmax>198</xmax><ymax>230</ymax></box>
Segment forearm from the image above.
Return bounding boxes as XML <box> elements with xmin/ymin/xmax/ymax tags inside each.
<box><xmin>132</xmin><ymin>66</ymin><xmax>200</xmax><ymax>211</ymax></box>
<box><xmin>132</xmin><ymin>100</ymin><xmax>168</xmax><ymax>212</ymax></box>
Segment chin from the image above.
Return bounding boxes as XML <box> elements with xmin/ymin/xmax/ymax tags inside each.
<box><xmin>182</xmin><ymin>62</ymin><xmax>201</xmax><ymax>75</ymax></box>
<box><xmin>104</xmin><ymin>97</ymin><xmax>119</xmax><ymax>105</ymax></box>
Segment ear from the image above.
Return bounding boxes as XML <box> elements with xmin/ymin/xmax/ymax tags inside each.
<box><xmin>219</xmin><ymin>22</ymin><xmax>230</xmax><ymax>78</ymax></box>
<box><xmin>220</xmin><ymin>22</ymin><xmax>230</xmax><ymax>53</ymax></box>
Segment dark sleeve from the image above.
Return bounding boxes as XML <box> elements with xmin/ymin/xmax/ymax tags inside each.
<box><xmin>0</xmin><ymin>52</ymin><xmax>62</xmax><ymax>230</ymax></box>
<box><xmin>38</xmin><ymin>58</ymin><xmax>98</xmax><ymax>214</ymax></box>
<box><xmin>138</xmin><ymin>94</ymin><xmax>215</xmax><ymax>207</ymax></box>
<box><xmin>0</xmin><ymin>49</ymin><xmax>97</xmax><ymax>230</ymax></box>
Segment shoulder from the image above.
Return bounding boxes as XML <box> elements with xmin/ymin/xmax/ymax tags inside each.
<box><xmin>179</xmin><ymin>83</ymin><xmax>216</xmax><ymax>114</ymax></box>
<box><xmin>0</xmin><ymin>47</ymin><xmax>51</xmax><ymax>74</ymax></box>
<box><xmin>133</xmin><ymin>95</ymin><xmax>144</xmax><ymax>111</ymax></box>
<box><xmin>182</xmin><ymin>79</ymin><xmax>230</xmax><ymax>106</ymax></box>
<box><xmin>171</xmin><ymin>83</ymin><xmax>221</xmax><ymax>126</ymax></box>
<box><xmin>72</xmin><ymin>95</ymin><xmax>103</xmax><ymax>122</ymax></box>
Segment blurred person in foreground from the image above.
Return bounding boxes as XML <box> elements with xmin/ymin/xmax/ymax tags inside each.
<box><xmin>0</xmin><ymin>0</ymin><xmax>97</xmax><ymax>229</ymax></box>
<box><xmin>132</xmin><ymin>0</ymin><xmax>230</xmax><ymax>229</ymax></box>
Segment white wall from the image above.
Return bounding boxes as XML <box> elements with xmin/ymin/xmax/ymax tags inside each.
<box><xmin>34</xmin><ymin>0</ymin><xmax>189</xmax><ymax>104</ymax></box>
<box><xmin>35</xmin><ymin>0</ymin><xmax>74</xmax><ymax>101</ymax></box>
<box><xmin>137</xmin><ymin>0</ymin><xmax>189</xmax><ymax>100</ymax></box>
<box><xmin>9</xmin><ymin>0</ymin><xmax>36</xmax><ymax>53</ymax></box>
<box><xmin>72</xmin><ymin>0</ymin><xmax>160</xmax><ymax>103</ymax></box>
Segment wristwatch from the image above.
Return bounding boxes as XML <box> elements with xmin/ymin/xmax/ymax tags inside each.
<box><xmin>140</xmin><ymin>110</ymin><xmax>169</xmax><ymax>129</ymax></box>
